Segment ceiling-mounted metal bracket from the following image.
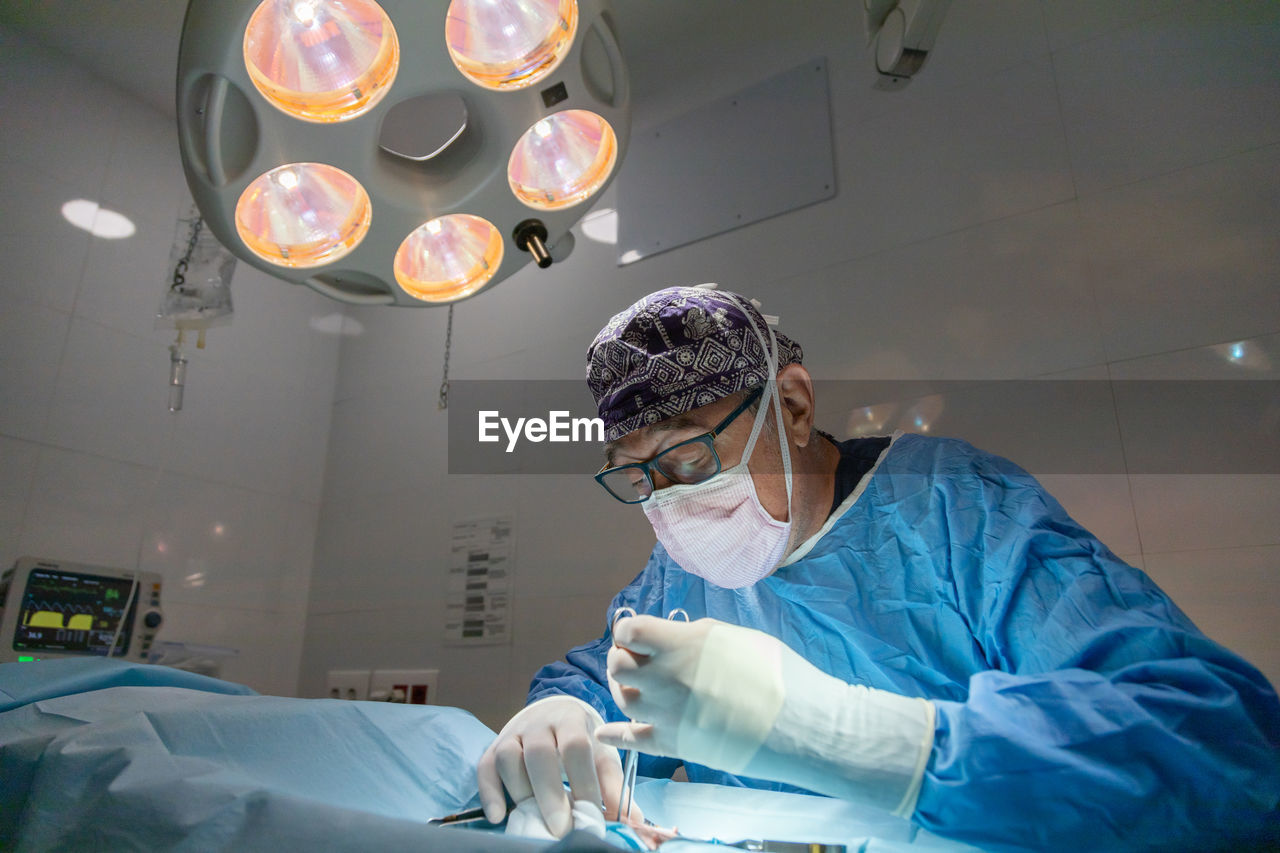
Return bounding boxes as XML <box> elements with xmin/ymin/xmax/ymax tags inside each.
<box><xmin>863</xmin><ymin>0</ymin><xmax>952</xmax><ymax>90</ymax></box>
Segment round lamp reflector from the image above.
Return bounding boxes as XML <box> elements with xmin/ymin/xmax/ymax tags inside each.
<box><xmin>445</xmin><ymin>0</ymin><xmax>577</xmax><ymax>91</ymax></box>
<box><xmin>244</xmin><ymin>0</ymin><xmax>399</xmax><ymax>122</ymax></box>
<box><xmin>394</xmin><ymin>214</ymin><xmax>504</xmax><ymax>302</ymax></box>
<box><xmin>235</xmin><ymin>162</ymin><xmax>372</xmax><ymax>267</ymax></box>
<box><xmin>508</xmin><ymin>110</ymin><xmax>617</xmax><ymax>210</ymax></box>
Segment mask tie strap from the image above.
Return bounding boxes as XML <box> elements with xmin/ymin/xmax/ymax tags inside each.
<box><xmin>763</xmin><ymin>321</ymin><xmax>793</xmax><ymax>521</ymax></box>
<box><xmin>726</xmin><ymin>295</ymin><xmax>794</xmax><ymax>522</ymax></box>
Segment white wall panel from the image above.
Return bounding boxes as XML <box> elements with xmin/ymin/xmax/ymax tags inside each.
<box><xmin>1041</xmin><ymin>0</ymin><xmax>1183</xmax><ymax>52</ymax></box>
<box><xmin>0</xmin><ymin>165</ymin><xmax>92</xmax><ymax>314</ymax></box>
<box><xmin>160</xmin><ymin>602</ymin><xmax>306</xmax><ymax>698</ymax></box>
<box><xmin>97</xmin><ymin>101</ymin><xmax>192</xmax><ymax>232</ymax></box>
<box><xmin>0</xmin><ymin>29</ymin><xmax>336</xmax><ymax>697</ymax></box>
<box><xmin>1129</xmin><ymin>475</ymin><xmax>1280</xmax><ymax>555</ymax></box>
<box><xmin>1144</xmin><ymin>545</ymin><xmax>1280</xmax><ymax>690</ymax></box>
<box><xmin>1054</xmin><ymin>0</ymin><xmax>1280</xmax><ymax>196</ymax></box>
<box><xmin>333</xmin><ymin>304</ymin><xmax>447</xmax><ymax>404</ymax></box>
<box><xmin>507</xmin><ymin>591</ymin><xmax>619</xmax><ymax>716</ymax></box>
<box><xmin>0</xmin><ymin>31</ymin><xmax>121</xmax><ymax>193</ymax></box>
<box><xmin>1110</xmin><ymin>335</ymin><xmax>1279</xmax><ymax>555</ymax></box>
<box><xmin>0</xmin><ymin>298</ymin><xmax>70</xmax><ymax>442</ymax></box>
<box><xmin>1079</xmin><ymin>144</ymin><xmax>1280</xmax><ymax>362</ymax></box>
<box><xmin>44</xmin><ymin>317</ymin><xmax>178</xmax><ymax>468</ymax></box>
<box><xmin>0</xmin><ymin>438</ymin><xmax>41</xmax><ymax>570</ymax></box>
<box><xmin>322</xmin><ymin>389</ymin><xmax>443</xmax><ymax>502</ymax></box>
<box><xmin>72</xmin><ymin>216</ymin><xmax>175</xmax><ymax>340</ymax></box>
<box><xmin>19</xmin><ymin>446</ymin><xmax>158</xmax><ymax>568</ymax></box>
<box><xmin>778</xmin><ymin>201</ymin><xmax>1106</xmax><ymax>381</ymax></box>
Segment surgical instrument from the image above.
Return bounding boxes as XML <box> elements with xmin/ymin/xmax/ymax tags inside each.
<box><xmin>610</xmin><ymin>606</ymin><xmax>690</xmax><ymax>822</ymax></box>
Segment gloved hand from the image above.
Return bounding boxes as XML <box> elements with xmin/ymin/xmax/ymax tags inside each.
<box><xmin>477</xmin><ymin>694</ymin><xmax>642</xmax><ymax>836</ymax></box>
<box><xmin>595</xmin><ymin>615</ymin><xmax>936</xmax><ymax>817</ymax></box>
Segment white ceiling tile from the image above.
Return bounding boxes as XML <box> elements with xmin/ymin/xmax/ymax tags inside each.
<box><xmin>1078</xmin><ymin>144</ymin><xmax>1280</xmax><ymax>363</ymax></box>
<box><xmin>1054</xmin><ymin>1</ymin><xmax>1280</xmax><ymax>195</ymax></box>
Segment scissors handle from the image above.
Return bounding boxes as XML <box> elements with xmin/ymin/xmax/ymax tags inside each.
<box><xmin>609</xmin><ymin>606</ymin><xmax>692</xmax><ymax>823</ymax></box>
<box><xmin>611</xmin><ymin>606</ymin><xmax>637</xmax><ymax>633</ymax></box>
<box><xmin>613</xmin><ymin>606</ymin><xmax>694</xmax><ymax>629</ymax></box>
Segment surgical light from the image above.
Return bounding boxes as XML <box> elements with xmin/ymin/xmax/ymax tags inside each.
<box><xmin>235</xmin><ymin>162</ymin><xmax>372</xmax><ymax>267</ymax></box>
<box><xmin>178</xmin><ymin>0</ymin><xmax>629</xmax><ymax>306</ymax></box>
<box><xmin>243</xmin><ymin>0</ymin><xmax>400</xmax><ymax>122</ymax></box>
<box><xmin>445</xmin><ymin>0</ymin><xmax>578</xmax><ymax>91</ymax></box>
<box><xmin>394</xmin><ymin>214</ymin><xmax>504</xmax><ymax>302</ymax></box>
<box><xmin>508</xmin><ymin>109</ymin><xmax>618</xmax><ymax>210</ymax></box>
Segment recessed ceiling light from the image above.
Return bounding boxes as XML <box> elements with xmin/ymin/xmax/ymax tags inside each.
<box><xmin>61</xmin><ymin>199</ymin><xmax>136</xmax><ymax>239</ymax></box>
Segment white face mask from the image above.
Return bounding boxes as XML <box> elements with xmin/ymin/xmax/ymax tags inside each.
<box><xmin>641</xmin><ymin>304</ymin><xmax>794</xmax><ymax>588</ymax></box>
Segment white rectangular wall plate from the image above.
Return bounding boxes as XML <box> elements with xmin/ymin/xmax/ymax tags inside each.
<box><xmin>369</xmin><ymin>668</ymin><xmax>439</xmax><ymax>705</ymax></box>
<box><xmin>616</xmin><ymin>58</ymin><xmax>836</xmax><ymax>263</ymax></box>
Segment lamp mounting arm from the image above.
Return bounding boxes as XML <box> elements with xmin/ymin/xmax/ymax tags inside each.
<box><xmin>863</xmin><ymin>0</ymin><xmax>952</xmax><ymax>90</ymax></box>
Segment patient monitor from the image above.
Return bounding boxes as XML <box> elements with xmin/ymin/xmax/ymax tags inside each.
<box><xmin>0</xmin><ymin>557</ymin><xmax>163</xmax><ymax>663</ymax></box>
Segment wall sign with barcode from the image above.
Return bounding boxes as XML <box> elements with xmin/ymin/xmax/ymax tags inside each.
<box><xmin>443</xmin><ymin>515</ymin><xmax>513</xmax><ymax>645</ymax></box>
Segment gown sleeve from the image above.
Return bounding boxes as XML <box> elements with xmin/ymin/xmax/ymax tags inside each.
<box><xmin>913</xmin><ymin>441</ymin><xmax>1280</xmax><ymax>851</ymax></box>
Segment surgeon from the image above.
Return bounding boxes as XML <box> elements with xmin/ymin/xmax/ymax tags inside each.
<box><xmin>477</xmin><ymin>285</ymin><xmax>1280</xmax><ymax>849</ymax></box>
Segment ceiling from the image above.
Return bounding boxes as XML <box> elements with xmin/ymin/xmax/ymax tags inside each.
<box><xmin>0</xmin><ymin>0</ymin><xmax>821</xmax><ymax>119</ymax></box>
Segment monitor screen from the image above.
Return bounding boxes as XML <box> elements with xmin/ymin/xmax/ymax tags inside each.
<box><xmin>12</xmin><ymin>568</ymin><xmax>137</xmax><ymax>656</ymax></box>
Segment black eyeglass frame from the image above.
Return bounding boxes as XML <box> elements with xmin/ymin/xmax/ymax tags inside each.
<box><xmin>594</xmin><ymin>386</ymin><xmax>765</xmax><ymax>504</ymax></box>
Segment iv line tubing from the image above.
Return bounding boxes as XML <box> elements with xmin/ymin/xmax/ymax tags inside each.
<box><xmin>106</xmin><ymin>413</ymin><xmax>179</xmax><ymax>659</ymax></box>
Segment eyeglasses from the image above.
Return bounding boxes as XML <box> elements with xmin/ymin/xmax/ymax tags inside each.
<box><xmin>595</xmin><ymin>386</ymin><xmax>764</xmax><ymax>504</ymax></box>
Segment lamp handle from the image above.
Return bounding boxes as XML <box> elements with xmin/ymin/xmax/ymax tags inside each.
<box><xmin>201</xmin><ymin>76</ymin><xmax>229</xmax><ymax>186</ymax></box>
<box><xmin>591</xmin><ymin>14</ymin><xmax>630</xmax><ymax>109</ymax></box>
<box><xmin>176</xmin><ymin>73</ymin><xmax>229</xmax><ymax>187</ymax></box>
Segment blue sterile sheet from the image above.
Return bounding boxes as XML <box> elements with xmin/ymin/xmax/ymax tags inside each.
<box><xmin>0</xmin><ymin>659</ymin><xmax>549</xmax><ymax>852</ymax></box>
<box><xmin>0</xmin><ymin>659</ymin><xmax>983</xmax><ymax>852</ymax></box>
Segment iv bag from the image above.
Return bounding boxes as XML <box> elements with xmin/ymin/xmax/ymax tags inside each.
<box><xmin>157</xmin><ymin>202</ymin><xmax>236</xmax><ymax>330</ymax></box>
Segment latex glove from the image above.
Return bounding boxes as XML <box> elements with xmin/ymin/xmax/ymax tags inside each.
<box><xmin>596</xmin><ymin>615</ymin><xmax>936</xmax><ymax>817</ymax></box>
<box><xmin>477</xmin><ymin>694</ymin><xmax>642</xmax><ymax>836</ymax></box>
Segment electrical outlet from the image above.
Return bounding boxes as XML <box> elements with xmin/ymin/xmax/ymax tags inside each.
<box><xmin>369</xmin><ymin>668</ymin><xmax>439</xmax><ymax>705</ymax></box>
<box><xmin>326</xmin><ymin>669</ymin><xmax>371</xmax><ymax>700</ymax></box>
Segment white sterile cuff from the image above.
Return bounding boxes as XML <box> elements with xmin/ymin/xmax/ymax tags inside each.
<box><xmin>678</xmin><ymin>624</ymin><xmax>787</xmax><ymax>773</ymax></box>
<box><xmin>742</xmin><ymin>642</ymin><xmax>936</xmax><ymax>818</ymax></box>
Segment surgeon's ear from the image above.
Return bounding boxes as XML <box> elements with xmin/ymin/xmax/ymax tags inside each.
<box><xmin>776</xmin><ymin>364</ymin><xmax>816</xmax><ymax>447</ymax></box>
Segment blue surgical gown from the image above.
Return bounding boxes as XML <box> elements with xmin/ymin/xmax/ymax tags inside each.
<box><xmin>528</xmin><ymin>434</ymin><xmax>1280</xmax><ymax>851</ymax></box>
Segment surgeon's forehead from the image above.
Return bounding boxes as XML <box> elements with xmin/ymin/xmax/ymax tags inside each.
<box><xmin>604</xmin><ymin>411</ymin><xmax>705</xmax><ymax>466</ymax></box>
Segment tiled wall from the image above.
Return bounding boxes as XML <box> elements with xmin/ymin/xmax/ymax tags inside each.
<box><xmin>0</xmin><ymin>28</ymin><xmax>339</xmax><ymax>695</ymax></box>
<box><xmin>301</xmin><ymin>0</ymin><xmax>1280</xmax><ymax>730</ymax></box>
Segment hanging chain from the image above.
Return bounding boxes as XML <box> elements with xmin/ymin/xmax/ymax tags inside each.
<box><xmin>171</xmin><ymin>214</ymin><xmax>204</xmax><ymax>293</ymax></box>
<box><xmin>438</xmin><ymin>304</ymin><xmax>454</xmax><ymax>410</ymax></box>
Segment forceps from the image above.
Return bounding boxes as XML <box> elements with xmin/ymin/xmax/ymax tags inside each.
<box><xmin>610</xmin><ymin>606</ymin><xmax>689</xmax><ymax>822</ymax></box>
